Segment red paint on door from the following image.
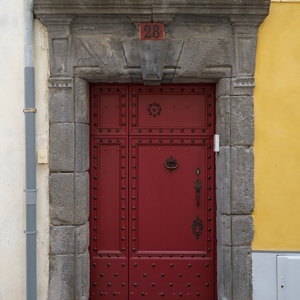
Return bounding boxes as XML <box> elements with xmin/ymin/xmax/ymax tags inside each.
<box><xmin>90</xmin><ymin>85</ymin><xmax>216</xmax><ymax>299</ymax></box>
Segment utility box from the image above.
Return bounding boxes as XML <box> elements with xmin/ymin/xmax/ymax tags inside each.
<box><xmin>277</xmin><ymin>255</ymin><xmax>300</xmax><ymax>300</ymax></box>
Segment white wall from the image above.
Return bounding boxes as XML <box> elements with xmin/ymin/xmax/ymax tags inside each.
<box><xmin>0</xmin><ymin>1</ymin><xmax>49</xmax><ymax>298</ymax></box>
<box><xmin>34</xmin><ymin>19</ymin><xmax>50</xmax><ymax>300</ymax></box>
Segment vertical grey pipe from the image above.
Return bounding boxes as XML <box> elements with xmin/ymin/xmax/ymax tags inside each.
<box><xmin>24</xmin><ymin>0</ymin><xmax>37</xmax><ymax>299</ymax></box>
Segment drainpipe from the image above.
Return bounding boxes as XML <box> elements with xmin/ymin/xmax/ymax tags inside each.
<box><xmin>24</xmin><ymin>0</ymin><xmax>37</xmax><ymax>299</ymax></box>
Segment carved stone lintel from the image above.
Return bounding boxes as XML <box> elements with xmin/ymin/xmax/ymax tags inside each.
<box><xmin>34</xmin><ymin>1</ymin><xmax>270</xmax><ymax>18</ymax></box>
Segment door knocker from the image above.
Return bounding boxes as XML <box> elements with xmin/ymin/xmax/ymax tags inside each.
<box><xmin>164</xmin><ymin>156</ymin><xmax>178</xmax><ymax>171</ymax></box>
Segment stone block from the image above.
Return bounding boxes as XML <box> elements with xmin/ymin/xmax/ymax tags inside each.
<box><xmin>216</xmin><ymin>78</ymin><xmax>231</xmax><ymax>98</ymax></box>
<box><xmin>50</xmin><ymin>225</ymin><xmax>75</xmax><ymax>255</ymax></box>
<box><xmin>232</xmin><ymin>246</ymin><xmax>252</xmax><ymax>300</ymax></box>
<box><xmin>75</xmin><ymin>77</ymin><xmax>89</xmax><ymax>124</ymax></box>
<box><xmin>75</xmin><ymin>123</ymin><xmax>89</xmax><ymax>172</ymax></box>
<box><xmin>72</xmin><ymin>35</ymin><xmax>131</xmax><ymax>81</ymax></box>
<box><xmin>122</xmin><ymin>39</ymin><xmax>140</xmax><ymax>68</ymax></box>
<box><xmin>234</xmin><ymin>35</ymin><xmax>257</xmax><ymax>77</ymax></box>
<box><xmin>231</xmin><ymin>77</ymin><xmax>255</xmax><ymax>96</ymax></box>
<box><xmin>49</xmin><ymin>254</ymin><xmax>75</xmax><ymax>300</ymax></box>
<box><xmin>175</xmin><ymin>38</ymin><xmax>232</xmax><ymax>80</ymax></box>
<box><xmin>216</xmin><ymin>146</ymin><xmax>231</xmax><ymax>214</ymax></box>
<box><xmin>50</xmin><ymin>123</ymin><xmax>75</xmax><ymax>172</ymax></box>
<box><xmin>75</xmin><ymin>251</ymin><xmax>90</xmax><ymax>300</ymax></box>
<box><xmin>75</xmin><ymin>222</ymin><xmax>89</xmax><ymax>254</ymax></box>
<box><xmin>217</xmin><ymin>212</ymin><xmax>231</xmax><ymax>246</ymax></box>
<box><xmin>216</xmin><ymin>96</ymin><xmax>230</xmax><ymax>146</ymax></box>
<box><xmin>231</xmin><ymin>146</ymin><xmax>254</xmax><ymax>214</ymax></box>
<box><xmin>232</xmin><ymin>215</ymin><xmax>254</xmax><ymax>246</ymax></box>
<box><xmin>138</xmin><ymin>40</ymin><xmax>167</xmax><ymax>84</ymax></box>
<box><xmin>75</xmin><ymin>172</ymin><xmax>89</xmax><ymax>224</ymax></box>
<box><xmin>231</xmin><ymin>96</ymin><xmax>254</xmax><ymax>145</ymax></box>
<box><xmin>217</xmin><ymin>244</ymin><xmax>232</xmax><ymax>300</ymax></box>
<box><xmin>50</xmin><ymin>173</ymin><xmax>75</xmax><ymax>224</ymax></box>
<box><xmin>49</xmin><ymin>85</ymin><xmax>74</xmax><ymax>123</ymax></box>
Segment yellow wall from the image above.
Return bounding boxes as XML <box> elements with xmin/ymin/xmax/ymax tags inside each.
<box><xmin>253</xmin><ymin>2</ymin><xmax>300</xmax><ymax>250</ymax></box>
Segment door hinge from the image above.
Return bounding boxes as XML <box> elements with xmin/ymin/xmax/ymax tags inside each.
<box><xmin>214</xmin><ymin>134</ymin><xmax>220</xmax><ymax>152</ymax></box>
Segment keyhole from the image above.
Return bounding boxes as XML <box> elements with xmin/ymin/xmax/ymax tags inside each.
<box><xmin>196</xmin><ymin>168</ymin><xmax>201</xmax><ymax>176</ymax></box>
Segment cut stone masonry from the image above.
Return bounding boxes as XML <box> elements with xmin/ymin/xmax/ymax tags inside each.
<box><xmin>33</xmin><ymin>1</ymin><xmax>271</xmax><ymax>299</ymax></box>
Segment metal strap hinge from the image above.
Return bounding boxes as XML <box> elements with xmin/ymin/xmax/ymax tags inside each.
<box><xmin>23</xmin><ymin>108</ymin><xmax>37</xmax><ymax>113</ymax></box>
<box><xmin>24</xmin><ymin>230</ymin><xmax>38</xmax><ymax>235</ymax></box>
<box><xmin>214</xmin><ymin>134</ymin><xmax>220</xmax><ymax>152</ymax></box>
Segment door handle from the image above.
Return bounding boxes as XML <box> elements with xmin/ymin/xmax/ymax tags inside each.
<box><xmin>194</xmin><ymin>179</ymin><xmax>201</xmax><ymax>207</ymax></box>
<box><xmin>164</xmin><ymin>156</ymin><xmax>178</xmax><ymax>171</ymax></box>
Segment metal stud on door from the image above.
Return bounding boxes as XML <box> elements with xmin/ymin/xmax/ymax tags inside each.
<box><xmin>90</xmin><ymin>85</ymin><xmax>216</xmax><ymax>299</ymax></box>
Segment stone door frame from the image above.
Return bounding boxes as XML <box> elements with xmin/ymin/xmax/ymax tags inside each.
<box><xmin>34</xmin><ymin>2</ymin><xmax>270</xmax><ymax>299</ymax></box>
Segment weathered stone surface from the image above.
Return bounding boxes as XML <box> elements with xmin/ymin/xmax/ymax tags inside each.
<box><xmin>232</xmin><ymin>215</ymin><xmax>254</xmax><ymax>246</ymax></box>
<box><xmin>232</xmin><ymin>246</ymin><xmax>252</xmax><ymax>300</ymax></box>
<box><xmin>49</xmin><ymin>36</ymin><xmax>72</xmax><ymax>76</ymax></box>
<box><xmin>75</xmin><ymin>77</ymin><xmax>89</xmax><ymax>124</ymax></box>
<box><xmin>216</xmin><ymin>78</ymin><xmax>231</xmax><ymax>98</ymax></box>
<box><xmin>49</xmin><ymin>254</ymin><xmax>75</xmax><ymax>300</ymax></box>
<box><xmin>216</xmin><ymin>96</ymin><xmax>230</xmax><ymax>146</ymax></box>
<box><xmin>231</xmin><ymin>77</ymin><xmax>255</xmax><ymax>96</ymax></box>
<box><xmin>175</xmin><ymin>38</ymin><xmax>232</xmax><ymax>80</ymax></box>
<box><xmin>50</xmin><ymin>173</ymin><xmax>74</xmax><ymax>225</ymax></box>
<box><xmin>74</xmin><ymin>66</ymin><xmax>132</xmax><ymax>83</ymax></box>
<box><xmin>75</xmin><ymin>251</ymin><xmax>90</xmax><ymax>300</ymax></box>
<box><xmin>34</xmin><ymin>0</ymin><xmax>271</xmax><ymax>17</ymax></box>
<box><xmin>49</xmin><ymin>84</ymin><xmax>74</xmax><ymax>123</ymax></box>
<box><xmin>216</xmin><ymin>146</ymin><xmax>231</xmax><ymax>214</ymax></box>
<box><xmin>217</xmin><ymin>244</ymin><xmax>232</xmax><ymax>300</ymax></box>
<box><xmin>75</xmin><ymin>222</ymin><xmax>89</xmax><ymax>254</ymax></box>
<box><xmin>217</xmin><ymin>212</ymin><xmax>231</xmax><ymax>246</ymax></box>
<box><xmin>50</xmin><ymin>225</ymin><xmax>75</xmax><ymax>254</ymax></box>
<box><xmin>234</xmin><ymin>35</ymin><xmax>257</xmax><ymax>77</ymax></box>
<box><xmin>122</xmin><ymin>38</ymin><xmax>184</xmax><ymax>84</ymax></box>
<box><xmin>75</xmin><ymin>172</ymin><xmax>89</xmax><ymax>224</ymax></box>
<box><xmin>50</xmin><ymin>123</ymin><xmax>75</xmax><ymax>172</ymax></box>
<box><xmin>231</xmin><ymin>146</ymin><xmax>254</xmax><ymax>214</ymax></box>
<box><xmin>231</xmin><ymin>96</ymin><xmax>254</xmax><ymax>145</ymax></box>
<box><xmin>72</xmin><ymin>35</ymin><xmax>131</xmax><ymax>81</ymax></box>
<box><xmin>75</xmin><ymin>123</ymin><xmax>89</xmax><ymax>172</ymax></box>
<box><xmin>138</xmin><ymin>40</ymin><xmax>167</xmax><ymax>84</ymax></box>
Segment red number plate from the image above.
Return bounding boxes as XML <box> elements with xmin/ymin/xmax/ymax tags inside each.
<box><xmin>140</xmin><ymin>23</ymin><xmax>164</xmax><ymax>40</ymax></box>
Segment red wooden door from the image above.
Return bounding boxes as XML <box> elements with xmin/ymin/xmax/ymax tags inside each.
<box><xmin>90</xmin><ymin>85</ymin><xmax>216</xmax><ymax>299</ymax></box>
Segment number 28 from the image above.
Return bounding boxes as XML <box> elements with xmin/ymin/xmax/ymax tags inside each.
<box><xmin>144</xmin><ymin>24</ymin><xmax>160</xmax><ymax>39</ymax></box>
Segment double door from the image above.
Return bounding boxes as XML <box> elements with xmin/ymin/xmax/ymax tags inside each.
<box><xmin>89</xmin><ymin>85</ymin><xmax>216</xmax><ymax>299</ymax></box>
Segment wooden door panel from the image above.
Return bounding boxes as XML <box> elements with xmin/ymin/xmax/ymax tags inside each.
<box><xmin>128</xmin><ymin>137</ymin><xmax>215</xmax><ymax>299</ymax></box>
<box><xmin>130</xmin><ymin>86</ymin><xmax>215</xmax><ymax>136</ymax></box>
<box><xmin>90</xmin><ymin>85</ymin><xmax>128</xmax><ymax>136</ymax></box>
<box><xmin>129</xmin><ymin>259</ymin><xmax>215</xmax><ymax>299</ymax></box>
<box><xmin>130</xmin><ymin>138</ymin><xmax>213</xmax><ymax>253</ymax></box>
<box><xmin>90</xmin><ymin>137</ymin><xmax>129</xmax><ymax>298</ymax></box>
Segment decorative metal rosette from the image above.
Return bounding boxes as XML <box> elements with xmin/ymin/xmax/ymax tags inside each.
<box><xmin>147</xmin><ymin>102</ymin><xmax>162</xmax><ymax>117</ymax></box>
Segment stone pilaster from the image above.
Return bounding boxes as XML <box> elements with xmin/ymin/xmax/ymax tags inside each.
<box><xmin>45</xmin><ymin>17</ymin><xmax>90</xmax><ymax>300</ymax></box>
